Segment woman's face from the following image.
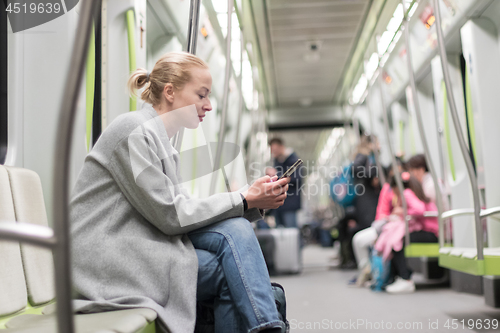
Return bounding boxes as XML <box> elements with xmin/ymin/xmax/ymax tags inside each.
<box><xmin>170</xmin><ymin>67</ymin><xmax>213</xmax><ymax>128</ymax></box>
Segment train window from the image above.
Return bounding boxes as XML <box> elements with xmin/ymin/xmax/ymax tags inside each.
<box><xmin>0</xmin><ymin>3</ymin><xmax>7</xmax><ymax>164</ymax></box>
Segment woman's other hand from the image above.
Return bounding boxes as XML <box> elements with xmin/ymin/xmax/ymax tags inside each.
<box><xmin>242</xmin><ymin>176</ymin><xmax>289</xmax><ymax>209</ymax></box>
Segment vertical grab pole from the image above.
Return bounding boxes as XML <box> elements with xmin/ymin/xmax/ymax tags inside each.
<box><xmin>377</xmin><ymin>37</ymin><xmax>410</xmax><ymax>246</ymax></box>
<box><xmin>401</xmin><ymin>0</ymin><xmax>444</xmax><ymax>247</ymax></box>
<box><xmin>340</xmin><ymin>105</ymin><xmax>350</xmax><ymax>165</ymax></box>
<box><xmin>210</xmin><ymin>0</ymin><xmax>234</xmax><ymax>195</ymax></box>
<box><xmin>342</xmin><ymin>105</ymin><xmax>352</xmax><ymax>158</ymax></box>
<box><xmin>230</xmin><ymin>30</ymin><xmax>245</xmax><ymax>183</ymax></box>
<box><xmin>85</xmin><ymin>23</ymin><xmax>96</xmax><ymax>151</ymax></box>
<box><xmin>189</xmin><ymin>0</ymin><xmax>202</xmax><ymax>55</ymax></box>
<box><xmin>433</xmin><ymin>0</ymin><xmax>483</xmax><ymax>260</ymax></box>
<box><xmin>366</xmin><ymin>36</ymin><xmax>386</xmax><ymax>185</ymax></box>
<box><xmin>366</xmin><ymin>94</ymin><xmax>386</xmax><ymax>185</ymax></box>
<box><xmin>353</xmin><ymin>116</ymin><xmax>361</xmax><ymax>144</ymax></box>
<box><xmin>126</xmin><ymin>9</ymin><xmax>137</xmax><ymax>112</ymax></box>
<box><xmin>185</xmin><ymin>0</ymin><xmax>195</xmax><ymax>53</ymax></box>
<box><xmin>172</xmin><ymin>0</ymin><xmax>202</xmax><ymax>151</ymax></box>
<box><xmin>52</xmin><ymin>0</ymin><xmax>101</xmax><ymax>332</ymax></box>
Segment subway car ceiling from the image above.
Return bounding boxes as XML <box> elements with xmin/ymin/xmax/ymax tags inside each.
<box><xmin>254</xmin><ymin>0</ymin><xmax>491</xmax><ymax>117</ymax></box>
<box><xmin>250</xmin><ymin>0</ymin><xmax>494</xmax><ymax>171</ymax></box>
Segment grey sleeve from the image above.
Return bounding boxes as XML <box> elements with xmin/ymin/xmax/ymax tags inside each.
<box><xmin>233</xmin><ymin>184</ymin><xmax>264</xmax><ymax>222</ymax></box>
<box><xmin>109</xmin><ymin>132</ymin><xmax>245</xmax><ymax>235</ymax></box>
<box><xmin>243</xmin><ymin>208</ymin><xmax>264</xmax><ymax>223</ymax></box>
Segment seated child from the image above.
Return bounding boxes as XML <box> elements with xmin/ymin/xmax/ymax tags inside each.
<box><xmin>374</xmin><ymin>172</ymin><xmax>438</xmax><ymax>294</ymax></box>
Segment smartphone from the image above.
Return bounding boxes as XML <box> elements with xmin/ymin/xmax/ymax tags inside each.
<box><xmin>278</xmin><ymin>159</ymin><xmax>303</xmax><ymax>180</ymax></box>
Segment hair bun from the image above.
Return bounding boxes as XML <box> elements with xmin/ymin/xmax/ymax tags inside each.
<box><xmin>127</xmin><ymin>52</ymin><xmax>208</xmax><ymax>106</ymax></box>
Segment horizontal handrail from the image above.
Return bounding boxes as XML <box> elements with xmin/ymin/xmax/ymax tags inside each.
<box><xmin>441</xmin><ymin>208</ymin><xmax>475</xmax><ymax>220</ymax></box>
<box><xmin>0</xmin><ymin>222</ymin><xmax>56</xmax><ymax>248</ymax></box>
<box><xmin>420</xmin><ymin>207</ymin><xmax>500</xmax><ymax>220</ymax></box>
<box><xmin>480</xmin><ymin>206</ymin><xmax>500</xmax><ymax>219</ymax></box>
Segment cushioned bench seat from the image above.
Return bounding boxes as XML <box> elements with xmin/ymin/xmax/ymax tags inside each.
<box><xmin>438</xmin><ymin>245</ymin><xmax>500</xmax><ymax>276</ymax></box>
<box><xmin>2</xmin><ymin>307</ymin><xmax>156</xmax><ymax>333</ymax></box>
<box><xmin>0</xmin><ymin>165</ymin><xmax>157</xmax><ymax>333</ymax></box>
<box><xmin>404</xmin><ymin>243</ymin><xmax>440</xmax><ymax>257</ymax></box>
<box><xmin>439</xmin><ymin>247</ymin><xmax>500</xmax><ymax>258</ymax></box>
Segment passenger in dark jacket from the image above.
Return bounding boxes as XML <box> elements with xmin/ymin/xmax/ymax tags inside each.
<box><xmin>269</xmin><ymin>138</ymin><xmax>303</xmax><ymax>228</ymax></box>
<box><xmin>337</xmin><ymin>135</ymin><xmax>381</xmax><ymax>269</ymax></box>
<box><xmin>351</xmin><ymin>135</ymin><xmax>382</xmax><ymax>232</ymax></box>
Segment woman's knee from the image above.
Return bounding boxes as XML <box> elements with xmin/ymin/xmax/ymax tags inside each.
<box><xmin>353</xmin><ymin>227</ymin><xmax>376</xmax><ymax>247</ymax></box>
<box><xmin>190</xmin><ymin>217</ymin><xmax>257</xmax><ymax>252</ymax></box>
<box><xmin>352</xmin><ymin>229</ymin><xmax>367</xmax><ymax>247</ymax></box>
<box><xmin>197</xmin><ymin>218</ymin><xmax>257</xmax><ymax>250</ymax></box>
<box><xmin>219</xmin><ymin>217</ymin><xmax>255</xmax><ymax>237</ymax></box>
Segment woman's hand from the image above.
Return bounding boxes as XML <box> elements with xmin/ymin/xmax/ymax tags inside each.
<box><xmin>242</xmin><ymin>176</ymin><xmax>289</xmax><ymax>209</ymax></box>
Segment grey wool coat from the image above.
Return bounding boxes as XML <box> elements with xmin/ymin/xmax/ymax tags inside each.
<box><xmin>70</xmin><ymin>105</ymin><xmax>262</xmax><ymax>332</ymax></box>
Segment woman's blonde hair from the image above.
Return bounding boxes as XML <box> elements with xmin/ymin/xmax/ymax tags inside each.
<box><xmin>127</xmin><ymin>51</ymin><xmax>209</xmax><ymax>106</ymax></box>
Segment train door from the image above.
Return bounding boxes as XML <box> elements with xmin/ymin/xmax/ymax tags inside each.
<box><xmin>431</xmin><ymin>53</ymin><xmax>474</xmax><ymax>247</ymax></box>
<box><xmin>461</xmin><ymin>12</ymin><xmax>500</xmax><ymax>248</ymax></box>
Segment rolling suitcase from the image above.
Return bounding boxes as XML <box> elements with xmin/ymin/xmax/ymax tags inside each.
<box><xmin>270</xmin><ymin>228</ymin><xmax>302</xmax><ymax>274</ymax></box>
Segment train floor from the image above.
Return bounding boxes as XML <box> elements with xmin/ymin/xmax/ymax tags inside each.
<box><xmin>272</xmin><ymin>245</ymin><xmax>500</xmax><ymax>333</ymax></box>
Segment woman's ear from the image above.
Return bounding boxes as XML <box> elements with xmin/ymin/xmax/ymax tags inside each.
<box><xmin>163</xmin><ymin>83</ymin><xmax>175</xmax><ymax>104</ymax></box>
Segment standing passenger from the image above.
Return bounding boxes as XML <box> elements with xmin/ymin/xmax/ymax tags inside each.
<box><xmin>269</xmin><ymin>138</ymin><xmax>303</xmax><ymax>229</ymax></box>
<box><xmin>70</xmin><ymin>52</ymin><xmax>289</xmax><ymax>333</ymax></box>
<box><xmin>351</xmin><ymin>135</ymin><xmax>382</xmax><ymax>236</ymax></box>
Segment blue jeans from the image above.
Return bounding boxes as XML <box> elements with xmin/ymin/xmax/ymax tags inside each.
<box><xmin>189</xmin><ymin>218</ymin><xmax>284</xmax><ymax>333</ymax></box>
<box><xmin>274</xmin><ymin>210</ymin><xmax>297</xmax><ymax>228</ymax></box>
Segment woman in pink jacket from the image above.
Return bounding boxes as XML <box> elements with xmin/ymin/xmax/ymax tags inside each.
<box><xmin>375</xmin><ymin>172</ymin><xmax>438</xmax><ymax>293</ymax></box>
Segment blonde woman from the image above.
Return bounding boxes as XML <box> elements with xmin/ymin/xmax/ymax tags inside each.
<box><xmin>70</xmin><ymin>52</ymin><xmax>289</xmax><ymax>333</ymax></box>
